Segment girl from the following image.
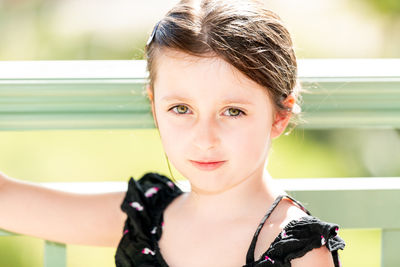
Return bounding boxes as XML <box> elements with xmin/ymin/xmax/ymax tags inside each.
<box><xmin>0</xmin><ymin>0</ymin><xmax>345</xmax><ymax>266</ymax></box>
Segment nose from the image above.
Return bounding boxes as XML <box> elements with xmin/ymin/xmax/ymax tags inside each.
<box><xmin>192</xmin><ymin>115</ymin><xmax>220</xmax><ymax>151</ymax></box>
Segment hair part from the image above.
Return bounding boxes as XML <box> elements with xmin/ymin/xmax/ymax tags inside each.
<box><xmin>145</xmin><ymin>0</ymin><xmax>303</xmax><ymax>129</ymax></box>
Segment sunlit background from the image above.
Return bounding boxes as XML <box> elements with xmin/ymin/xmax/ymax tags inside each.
<box><xmin>1</xmin><ymin>0</ymin><xmax>400</xmax><ymax>266</ymax></box>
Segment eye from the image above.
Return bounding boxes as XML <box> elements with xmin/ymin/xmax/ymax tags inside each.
<box><xmin>170</xmin><ymin>104</ymin><xmax>191</xmax><ymax>114</ymax></box>
<box><xmin>223</xmin><ymin>108</ymin><xmax>245</xmax><ymax>117</ymax></box>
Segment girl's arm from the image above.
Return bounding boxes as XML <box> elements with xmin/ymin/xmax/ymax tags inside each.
<box><xmin>291</xmin><ymin>246</ymin><xmax>335</xmax><ymax>267</ymax></box>
<box><xmin>0</xmin><ymin>171</ymin><xmax>127</xmax><ymax>247</ymax></box>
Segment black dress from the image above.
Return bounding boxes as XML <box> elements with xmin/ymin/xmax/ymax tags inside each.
<box><xmin>115</xmin><ymin>173</ymin><xmax>345</xmax><ymax>267</ymax></box>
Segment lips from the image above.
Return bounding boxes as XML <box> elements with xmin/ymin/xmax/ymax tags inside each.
<box><xmin>189</xmin><ymin>160</ymin><xmax>226</xmax><ymax>171</ymax></box>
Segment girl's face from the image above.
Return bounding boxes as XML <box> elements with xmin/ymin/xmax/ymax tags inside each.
<box><xmin>150</xmin><ymin>50</ymin><xmax>291</xmax><ymax>193</ymax></box>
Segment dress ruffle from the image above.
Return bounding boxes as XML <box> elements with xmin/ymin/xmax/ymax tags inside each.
<box><xmin>115</xmin><ymin>173</ymin><xmax>183</xmax><ymax>267</ymax></box>
<box><xmin>247</xmin><ymin>216</ymin><xmax>345</xmax><ymax>266</ymax></box>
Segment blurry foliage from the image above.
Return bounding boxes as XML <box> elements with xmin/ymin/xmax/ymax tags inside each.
<box><xmin>1</xmin><ymin>0</ymin><xmax>400</xmax><ymax>59</ymax></box>
<box><xmin>364</xmin><ymin>0</ymin><xmax>400</xmax><ymax>16</ymax></box>
<box><xmin>349</xmin><ymin>0</ymin><xmax>400</xmax><ymax>57</ymax></box>
<box><xmin>0</xmin><ymin>0</ymin><xmax>147</xmax><ymax>60</ymax></box>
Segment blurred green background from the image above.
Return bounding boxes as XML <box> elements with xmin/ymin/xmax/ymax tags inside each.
<box><xmin>1</xmin><ymin>0</ymin><xmax>399</xmax><ymax>266</ymax></box>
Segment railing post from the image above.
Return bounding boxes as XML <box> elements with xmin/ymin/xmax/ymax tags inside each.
<box><xmin>0</xmin><ymin>229</ymin><xmax>13</xmax><ymax>236</ymax></box>
<box><xmin>381</xmin><ymin>229</ymin><xmax>400</xmax><ymax>267</ymax></box>
<box><xmin>44</xmin><ymin>241</ymin><xmax>66</xmax><ymax>267</ymax></box>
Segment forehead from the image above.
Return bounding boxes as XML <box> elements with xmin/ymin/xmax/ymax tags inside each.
<box><xmin>153</xmin><ymin>50</ymin><xmax>270</xmax><ymax>101</ymax></box>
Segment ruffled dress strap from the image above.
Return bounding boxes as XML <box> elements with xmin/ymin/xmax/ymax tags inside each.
<box><xmin>245</xmin><ymin>195</ymin><xmax>345</xmax><ymax>267</ymax></box>
<box><xmin>115</xmin><ymin>172</ymin><xmax>183</xmax><ymax>267</ymax></box>
<box><xmin>261</xmin><ymin>216</ymin><xmax>345</xmax><ymax>266</ymax></box>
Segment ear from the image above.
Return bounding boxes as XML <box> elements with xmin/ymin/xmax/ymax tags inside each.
<box><xmin>146</xmin><ymin>85</ymin><xmax>153</xmax><ymax>101</ymax></box>
<box><xmin>270</xmin><ymin>94</ymin><xmax>295</xmax><ymax>139</ymax></box>
<box><xmin>146</xmin><ymin>85</ymin><xmax>158</xmax><ymax>128</ymax></box>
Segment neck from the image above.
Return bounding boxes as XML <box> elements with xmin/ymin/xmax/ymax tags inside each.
<box><xmin>183</xmin><ymin>169</ymin><xmax>282</xmax><ymax>222</ymax></box>
<box><xmin>189</xmin><ymin>171</ymin><xmax>252</xmax><ymax>195</ymax></box>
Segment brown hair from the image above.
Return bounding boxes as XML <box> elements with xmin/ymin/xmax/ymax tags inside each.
<box><xmin>145</xmin><ymin>0</ymin><xmax>302</xmax><ymax>128</ymax></box>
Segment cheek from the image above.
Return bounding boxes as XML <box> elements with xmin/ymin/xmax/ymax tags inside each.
<box><xmin>228</xmin><ymin>119</ymin><xmax>272</xmax><ymax>160</ymax></box>
<box><xmin>156</xmin><ymin>116</ymin><xmax>190</xmax><ymax>157</ymax></box>
<box><xmin>236</xmin><ymin>127</ymin><xmax>270</xmax><ymax>154</ymax></box>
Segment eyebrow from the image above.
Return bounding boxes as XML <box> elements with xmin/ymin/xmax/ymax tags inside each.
<box><xmin>160</xmin><ymin>95</ymin><xmax>254</xmax><ymax>105</ymax></box>
<box><xmin>221</xmin><ymin>97</ymin><xmax>253</xmax><ymax>105</ymax></box>
<box><xmin>160</xmin><ymin>95</ymin><xmax>191</xmax><ymax>103</ymax></box>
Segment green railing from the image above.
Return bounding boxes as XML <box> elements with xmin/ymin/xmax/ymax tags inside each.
<box><xmin>1</xmin><ymin>59</ymin><xmax>400</xmax><ymax>130</ymax></box>
<box><xmin>1</xmin><ymin>59</ymin><xmax>400</xmax><ymax>266</ymax></box>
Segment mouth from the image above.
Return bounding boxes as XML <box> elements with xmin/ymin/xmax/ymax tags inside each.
<box><xmin>189</xmin><ymin>160</ymin><xmax>226</xmax><ymax>171</ymax></box>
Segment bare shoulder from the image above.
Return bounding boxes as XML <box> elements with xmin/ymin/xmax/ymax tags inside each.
<box><xmin>275</xmin><ymin>197</ymin><xmax>309</xmax><ymax>228</ymax></box>
<box><xmin>291</xmin><ymin>246</ymin><xmax>334</xmax><ymax>267</ymax></box>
